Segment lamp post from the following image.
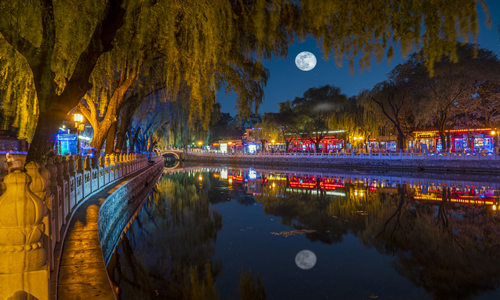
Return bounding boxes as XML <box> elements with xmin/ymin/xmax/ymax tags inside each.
<box><xmin>492</xmin><ymin>130</ymin><xmax>498</xmax><ymax>154</ymax></box>
<box><xmin>73</xmin><ymin>113</ymin><xmax>83</xmax><ymax>155</ymax></box>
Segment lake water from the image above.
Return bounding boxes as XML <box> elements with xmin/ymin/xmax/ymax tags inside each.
<box><xmin>107</xmin><ymin>166</ymin><xmax>500</xmax><ymax>300</ymax></box>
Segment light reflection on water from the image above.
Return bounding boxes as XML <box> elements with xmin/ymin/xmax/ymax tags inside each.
<box><xmin>107</xmin><ymin>166</ymin><xmax>500</xmax><ymax>300</ymax></box>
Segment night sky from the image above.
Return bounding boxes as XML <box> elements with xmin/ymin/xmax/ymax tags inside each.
<box><xmin>218</xmin><ymin>0</ymin><xmax>500</xmax><ymax>115</ymax></box>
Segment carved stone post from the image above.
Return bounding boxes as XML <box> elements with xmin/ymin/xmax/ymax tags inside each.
<box><xmin>0</xmin><ymin>168</ymin><xmax>50</xmax><ymax>300</ymax></box>
<box><xmin>67</xmin><ymin>156</ymin><xmax>77</xmax><ymax>210</ymax></box>
<box><xmin>25</xmin><ymin>162</ymin><xmax>53</xmax><ymax>271</ymax></box>
<box><xmin>55</xmin><ymin>157</ymin><xmax>66</xmax><ymax>229</ymax></box>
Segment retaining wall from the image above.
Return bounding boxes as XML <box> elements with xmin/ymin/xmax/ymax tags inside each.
<box><xmin>184</xmin><ymin>152</ymin><xmax>500</xmax><ymax>174</ymax></box>
<box><xmin>98</xmin><ymin>161</ymin><xmax>164</xmax><ymax>265</ymax></box>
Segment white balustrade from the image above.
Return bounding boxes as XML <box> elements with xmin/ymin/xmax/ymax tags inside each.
<box><xmin>2</xmin><ymin>152</ymin><xmax>163</xmax><ymax>299</ymax></box>
<box><xmin>184</xmin><ymin>149</ymin><xmax>498</xmax><ymax>160</ymax></box>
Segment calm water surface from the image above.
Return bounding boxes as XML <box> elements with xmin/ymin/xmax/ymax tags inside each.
<box><xmin>107</xmin><ymin>166</ymin><xmax>500</xmax><ymax>300</ymax></box>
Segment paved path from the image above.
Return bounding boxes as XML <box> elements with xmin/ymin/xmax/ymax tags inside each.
<box><xmin>57</xmin><ymin>179</ymin><xmax>131</xmax><ymax>299</ymax></box>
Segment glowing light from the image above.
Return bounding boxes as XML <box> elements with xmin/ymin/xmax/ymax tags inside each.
<box><xmin>353</xmin><ymin>137</ymin><xmax>357</xmax><ymax>140</ymax></box>
<box><xmin>78</xmin><ymin>135</ymin><xmax>91</xmax><ymax>141</ymax></box>
<box><xmin>358</xmin><ymin>136</ymin><xmax>364</xmax><ymax>140</ymax></box>
<box><xmin>272</xmin><ymin>182</ymin><xmax>276</xmax><ymax>188</ymax></box>
<box><xmin>73</xmin><ymin>113</ymin><xmax>83</xmax><ymax>123</ymax></box>
<box><xmin>198</xmin><ymin>175</ymin><xmax>203</xmax><ymax>181</ymax></box>
<box><xmin>271</xmin><ymin>139</ymin><xmax>275</xmax><ymax>143</ymax></box>
<box><xmin>249</xmin><ymin>169</ymin><xmax>257</xmax><ymax>180</ymax></box>
<box><xmin>228</xmin><ymin>141</ymin><xmax>233</xmax><ymax>145</ymax></box>
<box><xmin>493</xmin><ymin>205</ymin><xmax>497</xmax><ymax>211</ymax></box>
<box><xmin>491</xmin><ymin>131</ymin><xmax>496</xmax><ymax>135</ymax></box>
<box><xmin>248</xmin><ymin>144</ymin><xmax>257</xmax><ymax>154</ymax></box>
<box><xmin>228</xmin><ymin>178</ymin><xmax>233</xmax><ymax>183</ymax></box>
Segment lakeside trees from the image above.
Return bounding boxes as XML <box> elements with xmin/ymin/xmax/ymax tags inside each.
<box><xmin>254</xmin><ymin>44</ymin><xmax>500</xmax><ymax>153</ymax></box>
<box><xmin>0</xmin><ymin>0</ymin><xmax>488</xmax><ymax>160</ymax></box>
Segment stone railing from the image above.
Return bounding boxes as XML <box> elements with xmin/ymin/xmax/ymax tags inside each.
<box><xmin>0</xmin><ymin>152</ymin><xmax>156</xmax><ymax>300</ymax></box>
<box><xmin>184</xmin><ymin>150</ymin><xmax>500</xmax><ymax>174</ymax></box>
<box><xmin>186</xmin><ymin>149</ymin><xmax>499</xmax><ymax>160</ymax></box>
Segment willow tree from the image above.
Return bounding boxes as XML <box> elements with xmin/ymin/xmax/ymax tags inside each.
<box><xmin>0</xmin><ymin>47</ymin><xmax>38</xmax><ymax>140</ymax></box>
<box><xmin>0</xmin><ymin>0</ymin><xmax>488</xmax><ymax>161</ymax></box>
<box><xmin>0</xmin><ymin>0</ymin><xmax>125</xmax><ymax>161</ymax></box>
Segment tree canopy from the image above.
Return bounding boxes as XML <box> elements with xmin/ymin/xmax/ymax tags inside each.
<box><xmin>0</xmin><ymin>0</ymin><xmax>490</xmax><ymax>159</ymax></box>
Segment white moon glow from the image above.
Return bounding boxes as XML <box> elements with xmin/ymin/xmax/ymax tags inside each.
<box><xmin>295</xmin><ymin>249</ymin><xmax>317</xmax><ymax>270</ymax></box>
<box><xmin>295</xmin><ymin>51</ymin><xmax>317</xmax><ymax>71</ymax></box>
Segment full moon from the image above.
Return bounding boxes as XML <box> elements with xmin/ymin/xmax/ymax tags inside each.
<box><xmin>295</xmin><ymin>51</ymin><xmax>317</xmax><ymax>71</ymax></box>
<box><xmin>295</xmin><ymin>249</ymin><xmax>317</xmax><ymax>270</ymax></box>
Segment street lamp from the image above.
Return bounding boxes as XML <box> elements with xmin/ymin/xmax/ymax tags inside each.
<box><xmin>73</xmin><ymin>113</ymin><xmax>83</xmax><ymax>155</ymax></box>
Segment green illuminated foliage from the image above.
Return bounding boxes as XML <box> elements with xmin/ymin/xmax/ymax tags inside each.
<box><xmin>0</xmin><ymin>0</ymin><xmax>487</xmax><ymax>160</ymax></box>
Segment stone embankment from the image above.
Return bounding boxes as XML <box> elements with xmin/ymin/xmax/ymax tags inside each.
<box><xmin>183</xmin><ymin>151</ymin><xmax>500</xmax><ymax>174</ymax></box>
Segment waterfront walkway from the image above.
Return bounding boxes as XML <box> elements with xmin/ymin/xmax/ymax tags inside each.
<box><xmin>56</xmin><ymin>178</ymin><xmax>132</xmax><ymax>299</ymax></box>
<box><xmin>56</xmin><ymin>157</ymin><xmax>163</xmax><ymax>300</ymax></box>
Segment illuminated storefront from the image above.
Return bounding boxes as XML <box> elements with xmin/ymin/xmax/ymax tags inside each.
<box><xmin>412</xmin><ymin>128</ymin><xmax>497</xmax><ymax>153</ymax></box>
<box><xmin>289</xmin><ymin>136</ymin><xmax>344</xmax><ymax>153</ymax></box>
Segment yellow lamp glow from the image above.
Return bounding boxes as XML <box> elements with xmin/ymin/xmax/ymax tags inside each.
<box><xmin>197</xmin><ymin>141</ymin><xmax>203</xmax><ymax>145</ymax></box>
<box><xmin>353</xmin><ymin>137</ymin><xmax>357</xmax><ymax>140</ymax></box>
<box><xmin>228</xmin><ymin>141</ymin><xmax>232</xmax><ymax>145</ymax></box>
<box><xmin>73</xmin><ymin>113</ymin><xmax>83</xmax><ymax>123</ymax></box>
<box><xmin>359</xmin><ymin>136</ymin><xmax>364</xmax><ymax>140</ymax></box>
<box><xmin>493</xmin><ymin>204</ymin><xmax>497</xmax><ymax>211</ymax></box>
<box><xmin>492</xmin><ymin>131</ymin><xmax>496</xmax><ymax>135</ymax></box>
<box><xmin>198</xmin><ymin>175</ymin><xmax>203</xmax><ymax>181</ymax></box>
<box><xmin>272</xmin><ymin>182</ymin><xmax>276</xmax><ymax>188</ymax></box>
<box><xmin>271</xmin><ymin>139</ymin><xmax>275</xmax><ymax>143</ymax></box>
<box><xmin>228</xmin><ymin>178</ymin><xmax>233</xmax><ymax>183</ymax></box>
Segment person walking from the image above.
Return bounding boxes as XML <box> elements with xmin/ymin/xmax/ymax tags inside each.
<box><xmin>5</xmin><ymin>149</ymin><xmax>14</xmax><ymax>173</ymax></box>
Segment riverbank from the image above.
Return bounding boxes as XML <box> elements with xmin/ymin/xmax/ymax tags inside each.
<box><xmin>182</xmin><ymin>152</ymin><xmax>500</xmax><ymax>175</ymax></box>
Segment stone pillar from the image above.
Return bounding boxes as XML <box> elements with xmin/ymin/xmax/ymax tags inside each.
<box><xmin>25</xmin><ymin>162</ymin><xmax>53</xmax><ymax>270</ymax></box>
<box><xmin>46</xmin><ymin>157</ymin><xmax>61</xmax><ymax>244</ymax></box>
<box><xmin>0</xmin><ymin>168</ymin><xmax>50</xmax><ymax>300</ymax></box>
<box><xmin>84</xmin><ymin>156</ymin><xmax>91</xmax><ymax>171</ymax></box>
<box><xmin>76</xmin><ymin>156</ymin><xmax>84</xmax><ymax>174</ymax></box>
<box><xmin>55</xmin><ymin>157</ymin><xmax>66</xmax><ymax>229</ymax></box>
<box><xmin>67</xmin><ymin>156</ymin><xmax>76</xmax><ymax>177</ymax></box>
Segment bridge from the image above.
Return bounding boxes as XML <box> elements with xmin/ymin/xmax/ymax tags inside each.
<box><xmin>161</xmin><ymin>149</ymin><xmax>184</xmax><ymax>161</ymax></box>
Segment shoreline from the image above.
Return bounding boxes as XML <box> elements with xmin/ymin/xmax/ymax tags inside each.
<box><xmin>181</xmin><ymin>152</ymin><xmax>500</xmax><ymax>175</ymax></box>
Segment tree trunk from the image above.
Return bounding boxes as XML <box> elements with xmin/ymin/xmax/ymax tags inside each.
<box><xmin>90</xmin><ymin>128</ymin><xmax>109</xmax><ymax>155</ymax></box>
<box><xmin>115</xmin><ymin>131</ymin><xmax>125</xmax><ymax>153</ymax></box>
<box><xmin>105</xmin><ymin>122</ymin><xmax>116</xmax><ymax>154</ymax></box>
<box><xmin>26</xmin><ymin>112</ymin><xmax>61</xmax><ymax>162</ymax></box>
<box><xmin>439</xmin><ymin>131</ymin><xmax>447</xmax><ymax>153</ymax></box>
<box><xmin>131</xmin><ymin>128</ymin><xmax>141</xmax><ymax>153</ymax></box>
<box><xmin>396</xmin><ymin>129</ymin><xmax>405</xmax><ymax>152</ymax></box>
<box><xmin>23</xmin><ymin>0</ymin><xmax>125</xmax><ymax>163</ymax></box>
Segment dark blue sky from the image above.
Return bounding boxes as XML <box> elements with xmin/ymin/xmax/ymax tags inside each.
<box><xmin>218</xmin><ymin>0</ymin><xmax>500</xmax><ymax>115</ymax></box>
